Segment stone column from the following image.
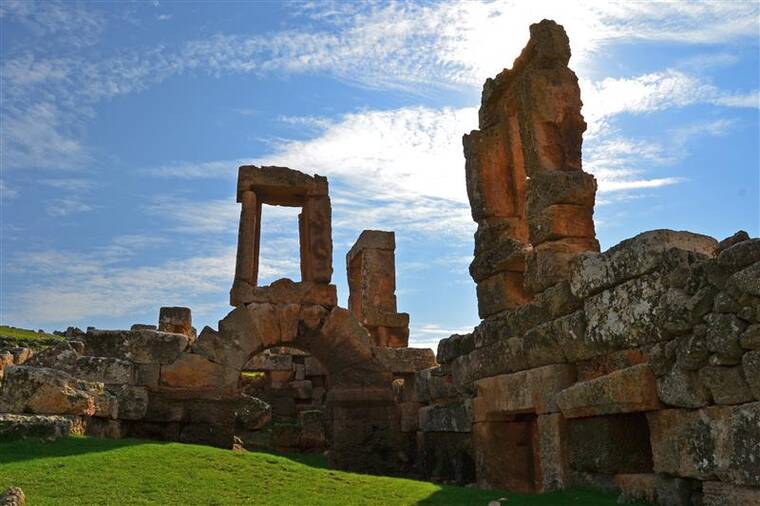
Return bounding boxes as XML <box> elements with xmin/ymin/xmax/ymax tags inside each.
<box><xmin>234</xmin><ymin>190</ymin><xmax>260</xmax><ymax>288</ymax></box>
<box><xmin>302</xmin><ymin>195</ymin><xmax>333</xmax><ymax>284</ymax></box>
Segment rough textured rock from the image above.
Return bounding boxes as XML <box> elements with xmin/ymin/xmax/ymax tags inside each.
<box><xmin>698</xmin><ymin>365</ymin><xmax>753</xmax><ymax>405</ymax></box>
<box><xmin>656</xmin><ymin>365</ymin><xmax>711</xmax><ymax>408</ymax></box>
<box><xmin>81</xmin><ymin>329</ymin><xmax>187</xmax><ymax>364</ymax></box>
<box><xmin>742</xmin><ymin>350</ymin><xmax>760</xmax><ymax>399</ymax></box>
<box><xmin>0</xmin><ymin>366</ymin><xmax>109</xmax><ymax>416</ymax></box>
<box><xmin>570</xmin><ymin>230</ymin><xmax>717</xmax><ymax>298</ymax></box>
<box><xmin>647</xmin><ymin>403</ymin><xmax>760</xmax><ymax>486</ymax></box>
<box><xmin>613</xmin><ymin>474</ymin><xmax>657</xmax><ymax>504</ymax></box>
<box><xmin>235</xmin><ymin>394</ymin><xmax>271</xmax><ymax>430</ymax></box>
<box><xmin>158</xmin><ymin>306</ymin><xmax>193</xmax><ymax>338</ymax></box>
<box><xmin>555</xmin><ymin>365</ymin><xmax>661</xmax><ymax>418</ymax></box>
<box><xmin>537</xmin><ymin>413</ymin><xmax>568</xmax><ymax>491</ymax></box>
<box><xmin>702</xmin><ymin>481</ymin><xmax>760</xmax><ymax>506</ymax></box>
<box><xmin>373</xmin><ymin>347</ymin><xmax>436</xmax><ymax>374</ymax></box>
<box><xmin>0</xmin><ymin>487</ymin><xmax>25</xmax><ymax>506</ymax></box>
<box><xmin>473</xmin><ymin>364</ymin><xmax>575</xmax><ymax>420</ymax></box>
<box><xmin>0</xmin><ymin>414</ymin><xmax>82</xmax><ymax>442</ymax></box>
<box><xmin>584</xmin><ymin>275</ymin><xmax>667</xmax><ymax>348</ymax></box>
<box><xmin>418</xmin><ymin>401</ymin><xmax>472</xmax><ymax>432</ymax></box>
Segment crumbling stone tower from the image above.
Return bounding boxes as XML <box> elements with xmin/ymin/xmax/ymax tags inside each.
<box><xmin>465</xmin><ymin>19</ymin><xmax>598</xmax><ymax>319</ymax></box>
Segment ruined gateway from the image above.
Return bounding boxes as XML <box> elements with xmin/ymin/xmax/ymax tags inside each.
<box><xmin>1</xmin><ymin>20</ymin><xmax>759</xmax><ymax>505</ymax></box>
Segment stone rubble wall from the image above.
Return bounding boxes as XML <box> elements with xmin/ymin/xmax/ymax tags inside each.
<box><xmin>412</xmin><ymin>230</ymin><xmax>760</xmax><ymax>504</ymax></box>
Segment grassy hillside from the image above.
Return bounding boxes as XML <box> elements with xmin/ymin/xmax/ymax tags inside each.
<box><xmin>0</xmin><ymin>437</ymin><xmax>650</xmax><ymax>505</ymax></box>
<box><xmin>0</xmin><ymin>325</ymin><xmax>63</xmax><ymax>350</ymax></box>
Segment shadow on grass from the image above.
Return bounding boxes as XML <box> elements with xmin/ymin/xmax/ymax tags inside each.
<box><xmin>416</xmin><ymin>486</ymin><xmax>654</xmax><ymax>506</ymax></box>
<box><xmin>0</xmin><ymin>436</ymin><xmax>155</xmax><ymax>465</ymax></box>
<box><xmin>245</xmin><ymin>448</ymin><xmax>330</xmax><ymax>469</ymax></box>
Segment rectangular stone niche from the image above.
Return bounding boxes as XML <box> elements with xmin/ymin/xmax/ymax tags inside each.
<box><xmin>474</xmin><ymin>414</ymin><xmax>542</xmax><ymax>493</ymax></box>
<box><xmin>566</xmin><ymin>413</ymin><xmax>654</xmax><ymax>477</ymax></box>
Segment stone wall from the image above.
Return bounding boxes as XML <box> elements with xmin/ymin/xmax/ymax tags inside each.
<box><xmin>410</xmin><ymin>19</ymin><xmax>759</xmax><ymax>505</ymax></box>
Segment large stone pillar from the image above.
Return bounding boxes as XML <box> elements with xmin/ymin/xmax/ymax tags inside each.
<box><xmin>346</xmin><ymin>230</ymin><xmax>409</xmax><ymax>347</ymax></box>
<box><xmin>464</xmin><ymin>20</ymin><xmax>599</xmax><ymax>318</ymax></box>
<box><xmin>231</xmin><ymin>190</ymin><xmax>261</xmax><ymax>305</ymax></box>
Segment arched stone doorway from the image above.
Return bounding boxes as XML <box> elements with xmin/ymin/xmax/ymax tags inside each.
<box><xmin>187</xmin><ymin>296</ymin><xmax>403</xmax><ymax>473</ymax></box>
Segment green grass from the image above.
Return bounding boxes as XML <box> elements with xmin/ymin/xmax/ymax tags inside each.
<box><xmin>0</xmin><ymin>437</ymin><xmax>650</xmax><ymax>505</ymax></box>
<box><xmin>0</xmin><ymin>325</ymin><xmax>63</xmax><ymax>350</ymax></box>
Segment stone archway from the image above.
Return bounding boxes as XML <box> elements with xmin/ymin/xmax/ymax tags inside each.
<box><xmin>186</xmin><ymin>293</ymin><xmax>402</xmax><ymax>473</ymax></box>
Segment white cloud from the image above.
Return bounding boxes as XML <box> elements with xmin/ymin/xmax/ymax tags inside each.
<box><xmin>581</xmin><ymin>71</ymin><xmax>757</xmax><ymax>136</ymax></box>
<box><xmin>409</xmin><ymin>323</ymin><xmax>475</xmax><ymax>351</ymax></box>
<box><xmin>46</xmin><ymin>198</ymin><xmax>94</xmax><ymax>217</ymax></box>
<box><xmin>0</xmin><ymin>0</ymin><xmax>105</xmax><ymax>48</ymax></box>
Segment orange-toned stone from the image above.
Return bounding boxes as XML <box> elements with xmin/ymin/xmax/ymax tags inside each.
<box><xmin>555</xmin><ymin>364</ymin><xmax>662</xmax><ymax>418</ymax></box>
<box><xmin>529</xmin><ymin>204</ymin><xmax>595</xmax><ymax>245</ymax></box>
<box><xmin>476</xmin><ymin>271</ymin><xmax>532</xmax><ymax>318</ymax></box>
<box><xmin>159</xmin><ymin>353</ymin><xmax>232</xmax><ymax>390</ymax></box>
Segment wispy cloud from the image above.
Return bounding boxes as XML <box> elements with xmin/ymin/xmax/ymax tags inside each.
<box><xmin>46</xmin><ymin>198</ymin><xmax>94</xmax><ymax>217</ymax></box>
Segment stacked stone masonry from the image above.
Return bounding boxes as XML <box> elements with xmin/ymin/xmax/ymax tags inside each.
<box><xmin>0</xmin><ymin>18</ymin><xmax>757</xmax><ymax>506</ymax></box>
<box><xmin>412</xmin><ymin>19</ymin><xmax>759</xmax><ymax>506</ymax></box>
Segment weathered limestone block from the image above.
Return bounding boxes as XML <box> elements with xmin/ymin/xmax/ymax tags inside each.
<box><xmin>159</xmin><ymin>353</ymin><xmax>236</xmax><ymax>390</ymax></box>
<box><xmin>0</xmin><ymin>414</ymin><xmax>82</xmax><ymax>442</ymax></box>
<box><xmin>299</xmin><ymin>409</ymin><xmax>326</xmax><ymax>448</ymax></box>
<box><xmin>463</xmin><ymin>127</ymin><xmax>527</xmax><ymax>222</ymax></box>
<box><xmin>301</xmin><ymin>194</ymin><xmax>333</xmax><ymax>284</ymax></box>
<box><xmin>523</xmin><ymin>310</ymin><xmax>593</xmax><ymax>363</ymax></box>
<box><xmin>653</xmin><ymin>475</ymin><xmax>697</xmax><ymax>506</ymax></box>
<box><xmin>647</xmin><ymin>402</ymin><xmax>760</xmax><ymax>486</ymax></box>
<box><xmin>473</xmin><ymin>418</ymin><xmax>540</xmax><ymax>493</ymax></box>
<box><xmin>373</xmin><ymin>347</ymin><xmax>436</xmax><ymax>374</ymax></box>
<box><xmin>740</xmin><ymin>324</ymin><xmax>760</xmax><ymax>350</ymax></box>
<box><xmin>83</xmin><ymin>417</ymin><xmax>123</xmax><ymax>439</ymax></box>
<box><xmin>311</xmin><ymin>307</ymin><xmax>392</xmax><ymax>388</ymax></box>
<box><xmin>476</xmin><ymin>271</ymin><xmax>532</xmax><ymax>318</ymax></box>
<box><xmin>81</xmin><ymin>329</ymin><xmax>187</xmax><ymax>365</ymax></box>
<box><xmin>469</xmin><ymin>236</ymin><xmax>528</xmax><ymax>283</ymax></box>
<box><xmin>235</xmin><ymin>394</ymin><xmax>271</xmax><ymax>431</ymax></box>
<box><xmin>725</xmin><ymin>261</ymin><xmax>760</xmax><ymax>298</ymax></box>
<box><xmin>524</xmin><ymin>238</ymin><xmax>600</xmax><ymax>294</ymax></box>
<box><xmin>473</xmin><ymin>218</ymin><xmax>529</xmax><ymax>256</ymax></box>
<box><xmin>657</xmin><ymin>365</ymin><xmax>711</xmax><ymax>408</ymax></box>
<box><xmin>570</xmin><ymin>230</ymin><xmax>718</xmax><ymax>299</ymax></box>
<box><xmin>698</xmin><ymin>365</ymin><xmax>753</xmax><ymax>405</ymax></box>
<box><xmin>537</xmin><ymin>413</ymin><xmax>568</xmax><ymax>492</ymax></box>
<box><xmin>717</xmin><ymin>238</ymin><xmax>760</xmax><ymax>271</ymax></box>
<box><xmin>675</xmin><ymin>330</ymin><xmax>710</xmax><ymax>370</ymax></box>
<box><xmin>702</xmin><ymin>481</ymin><xmax>760</xmax><ymax>506</ymax></box>
<box><xmin>575</xmin><ymin>348</ymin><xmax>649</xmax><ymax>382</ymax></box>
<box><xmin>555</xmin><ymin>364</ymin><xmax>661</xmax><ymax>418</ymax></box>
<box><xmin>473</xmin><ymin>364</ymin><xmax>575</xmax><ymax>420</ymax></box>
<box><xmin>115</xmin><ymin>385</ymin><xmax>149</xmax><ymax>420</ymax></box>
<box><xmin>71</xmin><ymin>356</ymin><xmax>133</xmax><ymax>385</ymax></box>
<box><xmin>584</xmin><ymin>274</ymin><xmax>667</xmax><ymax>348</ymax></box>
<box><xmin>526</xmin><ymin>170</ymin><xmax>596</xmax><ymax>215</ymax></box>
<box><xmin>158</xmin><ymin>306</ymin><xmax>194</xmax><ymax>339</ymax></box>
<box><xmin>742</xmin><ymin>350</ymin><xmax>760</xmax><ymax>399</ymax></box>
<box><xmin>704</xmin><ymin>313</ymin><xmax>748</xmax><ymax>362</ymax></box>
<box><xmin>418</xmin><ymin>400</ymin><xmax>472</xmax><ymax>432</ymax></box>
<box><xmin>450</xmin><ymin>337</ymin><xmax>525</xmax><ymax>388</ymax></box>
<box><xmin>528</xmin><ymin>204</ymin><xmax>595</xmax><ymax>245</ymax></box>
<box><xmin>246</xmin><ymin>352</ymin><xmax>292</xmax><ymax>372</ymax></box>
<box><xmin>23</xmin><ymin>341</ymin><xmax>77</xmax><ymax>370</ymax></box>
<box><xmin>436</xmin><ymin>333</ymin><xmax>474</xmax><ymax>364</ymax></box>
<box><xmin>416</xmin><ymin>367</ymin><xmax>459</xmax><ymax>403</ymax></box>
<box><xmin>0</xmin><ymin>366</ymin><xmax>105</xmax><ymax>416</ymax></box>
<box><xmin>231</xmin><ymin>278</ymin><xmax>337</xmax><ymax>307</ymax></box>
<box><xmin>134</xmin><ymin>363</ymin><xmax>160</xmax><ymax>388</ymax></box>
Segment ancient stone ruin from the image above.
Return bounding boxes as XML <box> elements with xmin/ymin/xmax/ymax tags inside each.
<box><xmin>1</xmin><ymin>19</ymin><xmax>758</xmax><ymax>506</ymax></box>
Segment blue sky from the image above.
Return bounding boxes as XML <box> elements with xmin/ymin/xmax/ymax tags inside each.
<box><xmin>1</xmin><ymin>1</ymin><xmax>758</xmax><ymax>349</ymax></box>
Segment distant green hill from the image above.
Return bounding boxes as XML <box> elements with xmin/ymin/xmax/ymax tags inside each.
<box><xmin>0</xmin><ymin>325</ymin><xmax>63</xmax><ymax>350</ymax></box>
